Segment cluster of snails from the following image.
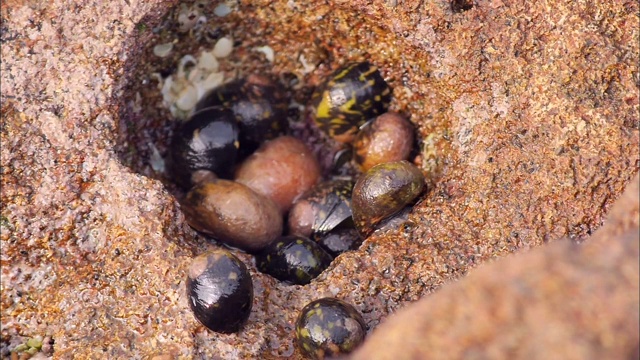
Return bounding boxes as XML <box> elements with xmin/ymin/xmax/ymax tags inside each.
<box><xmin>173</xmin><ymin>61</ymin><xmax>425</xmax><ymax>359</ymax></box>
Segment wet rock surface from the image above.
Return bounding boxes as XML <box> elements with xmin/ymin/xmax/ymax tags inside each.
<box><xmin>1</xmin><ymin>0</ymin><xmax>638</xmax><ymax>359</ymax></box>
<box><xmin>352</xmin><ymin>175</ymin><xmax>640</xmax><ymax>360</ymax></box>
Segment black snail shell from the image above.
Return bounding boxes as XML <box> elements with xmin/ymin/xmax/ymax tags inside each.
<box><xmin>196</xmin><ymin>74</ymin><xmax>289</xmax><ymax>155</ymax></box>
<box><xmin>186</xmin><ymin>250</ymin><xmax>253</xmax><ymax>333</ymax></box>
<box><xmin>351</xmin><ymin>160</ymin><xmax>425</xmax><ymax>237</ymax></box>
<box><xmin>288</xmin><ymin>180</ymin><xmax>354</xmax><ymax>239</ymax></box>
<box><xmin>312</xmin><ymin>61</ymin><xmax>392</xmax><ymax>143</ymax></box>
<box><xmin>168</xmin><ymin>107</ymin><xmax>240</xmax><ymax>188</ymax></box>
<box><xmin>295</xmin><ymin>297</ymin><xmax>366</xmax><ymax>359</ymax></box>
<box><xmin>315</xmin><ymin>226</ymin><xmax>362</xmax><ymax>257</ymax></box>
<box><xmin>256</xmin><ymin>235</ymin><xmax>333</xmax><ymax>285</ymax></box>
<box><xmin>181</xmin><ymin>180</ymin><xmax>283</xmax><ymax>252</ymax></box>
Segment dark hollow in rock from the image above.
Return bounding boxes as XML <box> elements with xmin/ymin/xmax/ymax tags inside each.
<box><xmin>451</xmin><ymin>0</ymin><xmax>475</xmax><ymax>13</ymax></box>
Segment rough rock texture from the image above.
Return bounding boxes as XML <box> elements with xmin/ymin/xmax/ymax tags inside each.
<box><xmin>352</xmin><ymin>175</ymin><xmax>639</xmax><ymax>359</ymax></box>
<box><xmin>1</xmin><ymin>0</ymin><xmax>638</xmax><ymax>359</ymax></box>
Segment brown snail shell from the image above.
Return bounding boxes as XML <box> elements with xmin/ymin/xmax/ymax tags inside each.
<box><xmin>235</xmin><ymin>136</ymin><xmax>321</xmax><ymax>213</ymax></box>
<box><xmin>181</xmin><ymin>179</ymin><xmax>282</xmax><ymax>252</ymax></box>
<box><xmin>351</xmin><ymin>160</ymin><xmax>425</xmax><ymax>237</ymax></box>
<box><xmin>190</xmin><ymin>169</ymin><xmax>218</xmax><ymax>185</ymax></box>
<box><xmin>353</xmin><ymin>112</ymin><xmax>415</xmax><ymax>172</ymax></box>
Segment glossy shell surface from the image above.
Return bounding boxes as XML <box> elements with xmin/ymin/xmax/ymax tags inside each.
<box><xmin>352</xmin><ymin>160</ymin><xmax>425</xmax><ymax>237</ymax></box>
<box><xmin>316</xmin><ymin>227</ymin><xmax>361</xmax><ymax>257</ymax></box>
<box><xmin>168</xmin><ymin>107</ymin><xmax>239</xmax><ymax>188</ymax></box>
<box><xmin>295</xmin><ymin>297</ymin><xmax>366</xmax><ymax>359</ymax></box>
<box><xmin>195</xmin><ymin>74</ymin><xmax>288</xmax><ymax>155</ymax></box>
<box><xmin>353</xmin><ymin>112</ymin><xmax>415</xmax><ymax>172</ymax></box>
<box><xmin>181</xmin><ymin>180</ymin><xmax>283</xmax><ymax>252</ymax></box>
<box><xmin>235</xmin><ymin>136</ymin><xmax>321</xmax><ymax>213</ymax></box>
<box><xmin>312</xmin><ymin>62</ymin><xmax>391</xmax><ymax>143</ymax></box>
<box><xmin>288</xmin><ymin>179</ymin><xmax>354</xmax><ymax>238</ymax></box>
<box><xmin>186</xmin><ymin>250</ymin><xmax>253</xmax><ymax>333</ymax></box>
<box><xmin>256</xmin><ymin>235</ymin><xmax>333</xmax><ymax>285</ymax></box>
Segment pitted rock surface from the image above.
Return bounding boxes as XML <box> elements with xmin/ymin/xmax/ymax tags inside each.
<box><xmin>352</xmin><ymin>175</ymin><xmax>639</xmax><ymax>359</ymax></box>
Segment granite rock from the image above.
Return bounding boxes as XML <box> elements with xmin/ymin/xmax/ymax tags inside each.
<box><xmin>1</xmin><ymin>0</ymin><xmax>638</xmax><ymax>358</ymax></box>
<box><xmin>352</xmin><ymin>175</ymin><xmax>639</xmax><ymax>359</ymax></box>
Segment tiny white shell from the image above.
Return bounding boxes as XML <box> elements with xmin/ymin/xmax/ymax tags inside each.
<box><xmin>148</xmin><ymin>142</ymin><xmax>166</xmax><ymax>173</ymax></box>
<box><xmin>178</xmin><ymin>55</ymin><xmax>198</xmax><ymax>78</ymax></box>
<box><xmin>198</xmin><ymin>51</ymin><xmax>220</xmax><ymax>72</ymax></box>
<box><xmin>214</xmin><ymin>3</ymin><xmax>232</xmax><ymax>17</ymax></box>
<box><xmin>178</xmin><ymin>7</ymin><xmax>200</xmax><ymax>33</ymax></box>
<box><xmin>161</xmin><ymin>76</ymin><xmax>175</xmax><ymax>103</ymax></box>
<box><xmin>254</xmin><ymin>46</ymin><xmax>275</xmax><ymax>62</ymax></box>
<box><xmin>213</xmin><ymin>37</ymin><xmax>233</xmax><ymax>58</ymax></box>
<box><xmin>153</xmin><ymin>42</ymin><xmax>173</xmax><ymax>57</ymax></box>
<box><xmin>176</xmin><ymin>85</ymin><xmax>198</xmax><ymax>111</ymax></box>
<box><xmin>196</xmin><ymin>72</ymin><xmax>225</xmax><ymax>99</ymax></box>
<box><xmin>299</xmin><ymin>54</ymin><xmax>316</xmax><ymax>74</ymax></box>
